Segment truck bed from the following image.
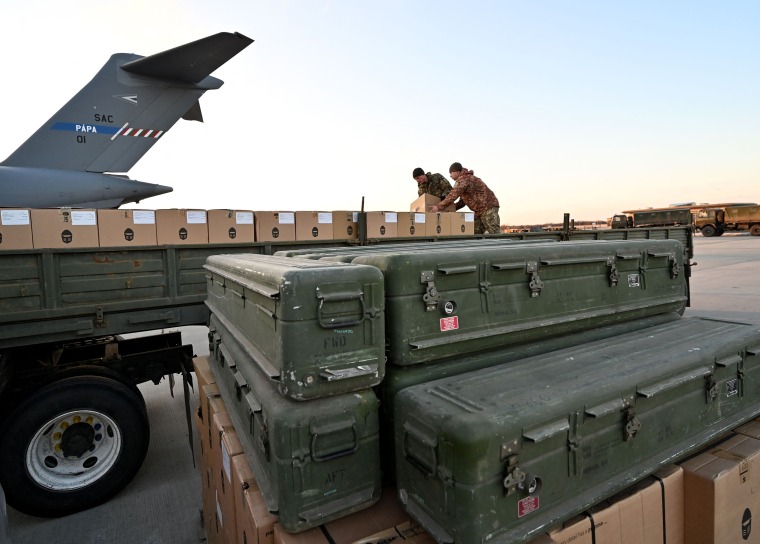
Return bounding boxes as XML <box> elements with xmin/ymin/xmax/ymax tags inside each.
<box><xmin>0</xmin><ymin>225</ymin><xmax>692</xmax><ymax>351</ymax></box>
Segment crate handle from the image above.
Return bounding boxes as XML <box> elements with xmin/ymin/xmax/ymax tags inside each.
<box><xmin>310</xmin><ymin>420</ymin><xmax>358</xmax><ymax>462</ymax></box>
<box><xmin>316</xmin><ymin>292</ymin><xmax>366</xmax><ymax>329</ymax></box>
<box><xmin>402</xmin><ymin>422</ymin><xmax>438</xmax><ymax>477</ymax></box>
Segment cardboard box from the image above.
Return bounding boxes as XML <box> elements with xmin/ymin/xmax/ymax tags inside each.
<box><xmin>235</xmin><ymin>456</ymin><xmax>277</xmax><ymax>544</ymax></box>
<box><xmin>210</xmin><ymin>412</ymin><xmax>237</xmax><ymax>470</ymax></box>
<box><xmin>255</xmin><ymin>212</ymin><xmax>296</xmax><ymax>242</ymax></box>
<box><xmin>324</xmin><ymin>487</ymin><xmax>411</xmax><ymax>542</ymax></box>
<box><xmin>425</xmin><ymin>212</ymin><xmax>451</xmax><ymax>237</ymax></box>
<box><xmin>295</xmin><ymin>211</ymin><xmax>334</xmax><ymax>240</ymax></box>
<box><xmin>208</xmin><ymin>209</ymin><xmax>255</xmax><ymax>244</ymax></box>
<box><xmin>736</xmin><ymin>418</ymin><xmax>760</xmax><ymax>440</ymax></box>
<box><xmin>200</xmin><ymin>384</ymin><xmax>226</xmax><ymax>453</ymax></box>
<box><xmin>31</xmin><ymin>208</ymin><xmax>99</xmax><ymax>248</ymax></box>
<box><xmin>201</xmin><ymin>465</ymin><xmax>223</xmax><ymax>544</ymax></box>
<box><xmin>449</xmin><ymin>211</ymin><xmax>475</xmax><ymax>236</ymax></box>
<box><xmin>0</xmin><ymin>208</ymin><xmax>33</xmax><ymax>250</ymax></box>
<box><xmin>396</xmin><ymin>212</ymin><xmax>427</xmax><ymax>237</ymax></box>
<box><xmin>681</xmin><ymin>433</ymin><xmax>760</xmax><ymax>544</ymax></box>
<box><xmin>366</xmin><ymin>212</ymin><xmax>398</xmax><ymax>238</ymax></box>
<box><xmin>535</xmin><ymin>465</ymin><xmax>683</xmax><ymax>544</ymax></box>
<box><xmin>211</xmin><ymin>420</ymin><xmax>243</xmax><ymax>544</ymax></box>
<box><xmin>155</xmin><ymin>209</ymin><xmax>208</xmax><ymax>245</ymax></box>
<box><xmin>352</xmin><ymin>521</ymin><xmax>436</xmax><ymax>543</ymax></box>
<box><xmin>410</xmin><ymin>193</ymin><xmax>456</xmax><ymax>213</ymax></box>
<box><xmin>193</xmin><ymin>356</ymin><xmax>216</xmax><ymax>392</ymax></box>
<box><xmin>332</xmin><ymin>210</ymin><xmax>359</xmax><ymax>240</ymax></box>
<box><xmin>97</xmin><ymin>209</ymin><xmax>157</xmax><ymax>246</ymax></box>
<box><xmin>274</xmin><ymin>524</ymin><xmax>329</xmax><ymax>544</ymax></box>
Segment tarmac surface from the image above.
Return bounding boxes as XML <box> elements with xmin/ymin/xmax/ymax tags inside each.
<box><xmin>6</xmin><ymin>233</ymin><xmax>760</xmax><ymax>544</ymax></box>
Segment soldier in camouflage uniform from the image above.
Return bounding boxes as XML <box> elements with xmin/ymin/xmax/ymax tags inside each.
<box><xmin>412</xmin><ymin>167</ymin><xmax>453</xmax><ymax>200</ymax></box>
<box><xmin>431</xmin><ymin>162</ymin><xmax>501</xmax><ymax>234</ymax></box>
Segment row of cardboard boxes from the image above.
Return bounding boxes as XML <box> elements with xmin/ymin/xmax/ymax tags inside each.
<box><xmin>195</xmin><ymin>353</ymin><xmax>760</xmax><ymax>544</ymax></box>
<box><xmin>0</xmin><ymin>208</ymin><xmax>476</xmax><ymax>250</ymax></box>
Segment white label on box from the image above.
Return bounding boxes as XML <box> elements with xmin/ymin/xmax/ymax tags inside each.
<box><xmin>235</xmin><ymin>211</ymin><xmax>254</xmax><ymax>225</ymax></box>
<box><xmin>386</xmin><ymin>212</ymin><xmax>398</xmax><ymax>223</ymax></box>
<box><xmin>414</xmin><ymin>213</ymin><xmax>426</xmax><ymax>223</ymax></box>
<box><xmin>465</xmin><ymin>213</ymin><xmax>475</xmax><ymax>223</ymax></box>
<box><xmin>318</xmin><ymin>212</ymin><xmax>333</xmax><ymax>224</ymax></box>
<box><xmin>1</xmin><ymin>209</ymin><xmax>30</xmax><ymax>225</ymax></box>
<box><xmin>71</xmin><ymin>210</ymin><xmax>97</xmax><ymax>226</ymax></box>
<box><xmin>352</xmin><ymin>212</ymin><xmax>359</xmax><ymax>222</ymax></box>
<box><xmin>132</xmin><ymin>210</ymin><xmax>156</xmax><ymax>225</ymax></box>
<box><xmin>222</xmin><ymin>439</ymin><xmax>231</xmax><ymax>482</ymax></box>
<box><xmin>278</xmin><ymin>212</ymin><xmax>295</xmax><ymax>224</ymax></box>
<box><xmin>186</xmin><ymin>210</ymin><xmax>207</xmax><ymax>224</ymax></box>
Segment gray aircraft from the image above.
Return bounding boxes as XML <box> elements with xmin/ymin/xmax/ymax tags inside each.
<box><xmin>0</xmin><ymin>31</ymin><xmax>253</xmax><ymax>209</ymax></box>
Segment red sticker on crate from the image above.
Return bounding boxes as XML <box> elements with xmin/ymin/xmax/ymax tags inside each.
<box><xmin>518</xmin><ymin>496</ymin><xmax>539</xmax><ymax>518</ymax></box>
<box><xmin>440</xmin><ymin>316</ymin><xmax>459</xmax><ymax>331</ymax></box>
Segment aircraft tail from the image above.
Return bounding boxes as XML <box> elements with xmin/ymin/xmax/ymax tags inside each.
<box><xmin>1</xmin><ymin>32</ymin><xmax>253</xmax><ymax>173</ymax></box>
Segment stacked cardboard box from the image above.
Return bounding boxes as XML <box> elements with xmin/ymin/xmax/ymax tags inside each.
<box><xmin>97</xmin><ymin>209</ymin><xmax>157</xmax><ymax>246</ymax></box>
<box><xmin>365</xmin><ymin>212</ymin><xmax>398</xmax><ymax>238</ymax></box>
<box><xmin>295</xmin><ymin>212</ymin><xmax>333</xmax><ymax>240</ymax></box>
<box><xmin>331</xmin><ymin>211</ymin><xmax>359</xmax><ymax>240</ymax></box>
<box><xmin>681</xmin><ymin>432</ymin><xmax>760</xmax><ymax>544</ymax></box>
<box><xmin>31</xmin><ymin>208</ymin><xmax>99</xmax><ymax>248</ymax></box>
<box><xmin>156</xmin><ymin>209</ymin><xmax>209</xmax><ymax>244</ymax></box>
<box><xmin>409</xmin><ymin>193</ymin><xmax>456</xmax><ymax>213</ymax></box>
<box><xmin>208</xmin><ymin>210</ymin><xmax>255</xmax><ymax>244</ymax></box>
<box><xmin>396</xmin><ymin>212</ymin><xmax>427</xmax><ymax>238</ymax></box>
<box><xmin>0</xmin><ymin>209</ymin><xmax>33</xmax><ymax>250</ymax></box>
<box><xmin>255</xmin><ymin>212</ymin><xmax>296</xmax><ymax>242</ymax></box>
<box><xmin>530</xmin><ymin>466</ymin><xmax>683</xmax><ymax>544</ymax></box>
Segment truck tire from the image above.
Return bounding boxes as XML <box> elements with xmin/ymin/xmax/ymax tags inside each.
<box><xmin>700</xmin><ymin>225</ymin><xmax>717</xmax><ymax>237</ymax></box>
<box><xmin>750</xmin><ymin>225</ymin><xmax>760</xmax><ymax>236</ymax></box>
<box><xmin>0</xmin><ymin>376</ymin><xmax>150</xmax><ymax>517</ymax></box>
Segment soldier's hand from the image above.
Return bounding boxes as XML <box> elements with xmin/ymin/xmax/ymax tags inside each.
<box><xmin>430</xmin><ymin>206</ymin><xmax>439</xmax><ymax>213</ymax></box>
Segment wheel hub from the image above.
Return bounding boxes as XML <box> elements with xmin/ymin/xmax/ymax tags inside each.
<box><xmin>60</xmin><ymin>422</ymin><xmax>96</xmax><ymax>458</ymax></box>
<box><xmin>26</xmin><ymin>410</ymin><xmax>122</xmax><ymax>491</ymax></box>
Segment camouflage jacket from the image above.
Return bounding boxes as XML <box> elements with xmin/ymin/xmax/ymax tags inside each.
<box><xmin>417</xmin><ymin>172</ymin><xmax>453</xmax><ymax>199</ymax></box>
<box><xmin>437</xmin><ymin>169</ymin><xmax>499</xmax><ymax>214</ymax></box>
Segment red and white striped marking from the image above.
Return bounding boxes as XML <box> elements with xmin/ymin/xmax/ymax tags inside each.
<box><xmin>111</xmin><ymin>123</ymin><xmax>164</xmax><ymax>141</ymax></box>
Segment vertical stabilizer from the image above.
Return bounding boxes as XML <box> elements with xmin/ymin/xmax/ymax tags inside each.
<box><xmin>1</xmin><ymin>32</ymin><xmax>253</xmax><ymax>174</ymax></box>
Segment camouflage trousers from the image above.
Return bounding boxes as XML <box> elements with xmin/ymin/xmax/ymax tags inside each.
<box><xmin>475</xmin><ymin>207</ymin><xmax>501</xmax><ymax>234</ymax></box>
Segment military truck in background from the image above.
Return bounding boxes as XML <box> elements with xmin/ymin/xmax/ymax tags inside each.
<box><xmin>718</xmin><ymin>204</ymin><xmax>760</xmax><ymax>236</ymax></box>
<box><xmin>614</xmin><ymin>203</ymin><xmax>760</xmax><ymax>237</ymax></box>
<box><xmin>610</xmin><ymin>208</ymin><xmax>693</xmax><ymax>229</ymax></box>
<box><xmin>691</xmin><ymin>205</ymin><xmax>760</xmax><ymax>237</ymax></box>
<box><xmin>0</xmin><ymin>215</ymin><xmax>694</xmax><ymax>519</ymax></box>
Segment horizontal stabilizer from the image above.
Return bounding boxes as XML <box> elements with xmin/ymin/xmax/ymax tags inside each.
<box><xmin>122</xmin><ymin>32</ymin><xmax>254</xmax><ymax>84</ymax></box>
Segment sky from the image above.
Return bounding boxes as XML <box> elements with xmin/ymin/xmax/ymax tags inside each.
<box><xmin>0</xmin><ymin>1</ymin><xmax>758</xmax><ymax>225</ymax></box>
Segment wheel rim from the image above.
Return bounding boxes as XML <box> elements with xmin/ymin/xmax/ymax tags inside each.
<box><xmin>25</xmin><ymin>410</ymin><xmax>122</xmax><ymax>491</ymax></box>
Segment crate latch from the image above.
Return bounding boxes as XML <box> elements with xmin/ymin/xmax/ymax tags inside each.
<box><xmin>526</xmin><ymin>262</ymin><xmax>543</xmax><ymax>297</ymax></box>
<box><xmin>503</xmin><ymin>455</ymin><xmax>541</xmax><ymax>496</ymax></box>
<box><xmin>623</xmin><ymin>407</ymin><xmax>641</xmax><ymax>441</ymax></box>
<box><xmin>421</xmin><ymin>270</ymin><xmax>441</xmax><ymax>311</ymax></box>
